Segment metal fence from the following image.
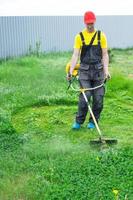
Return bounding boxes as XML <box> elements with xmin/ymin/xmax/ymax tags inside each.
<box><xmin>0</xmin><ymin>16</ymin><xmax>133</xmax><ymax>59</ymax></box>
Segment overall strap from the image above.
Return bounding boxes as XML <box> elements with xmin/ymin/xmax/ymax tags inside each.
<box><xmin>79</xmin><ymin>32</ymin><xmax>85</xmax><ymax>45</ymax></box>
<box><xmin>89</xmin><ymin>31</ymin><xmax>97</xmax><ymax>46</ymax></box>
<box><xmin>97</xmin><ymin>30</ymin><xmax>101</xmax><ymax>45</ymax></box>
<box><xmin>79</xmin><ymin>31</ymin><xmax>97</xmax><ymax>46</ymax></box>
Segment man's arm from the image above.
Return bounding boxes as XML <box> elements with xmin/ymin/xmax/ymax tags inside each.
<box><xmin>67</xmin><ymin>48</ymin><xmax>80</xmax><ymax>80</ymax></box>
<box><xmin>70</xmin><ymin>48</ymin><xmax>80</xmax><ymax>75</ymax></box>
<box><xmin>102</xmin><ymin>48</ymin><xmax>111</xmax><ymax>79</ymax></box>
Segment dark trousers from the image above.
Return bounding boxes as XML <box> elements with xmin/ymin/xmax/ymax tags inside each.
<box><xmin>76</xmin><ymin>77</ymin><xmax>105</xmax><ymax>125</ymax></box>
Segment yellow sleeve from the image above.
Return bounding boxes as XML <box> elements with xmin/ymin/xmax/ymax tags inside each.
<box><xmin>73</xmin><ymin>34</ymin><xmax>82</xmax><ymax>49</ymax></box>
<box><xmin>101</xmin><ymin>32</ymin><xmax>108</xmax><ymax>48</ymax></box>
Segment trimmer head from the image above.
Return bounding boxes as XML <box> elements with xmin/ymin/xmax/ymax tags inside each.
<box><xmin>90</xmin><ymin>137</ymin><xmax>118</xmax><ymax>145</ymax></box>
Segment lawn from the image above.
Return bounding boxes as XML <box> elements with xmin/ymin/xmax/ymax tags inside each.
<box><xmin>0</xmin><ymin>49</ymin><xmax>133</xmax><ymax>199</ymax></box>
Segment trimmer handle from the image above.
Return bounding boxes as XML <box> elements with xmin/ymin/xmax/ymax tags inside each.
<box><xmin>104</xmin><ymin>79</ymin><xmax>107</xmax><ymax>84</ymax></box>
<box><xmin>67</xmin><ymin>77</ymin><xmax>76</xmax><ymax>91</ymax></box>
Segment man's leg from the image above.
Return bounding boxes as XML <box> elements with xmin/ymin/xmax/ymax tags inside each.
<box><xmin>76</xmin><ymin>79</ymin><xmax>92</xmax><ymax>124</ymax></box>
<box><xmin>89</xmin><ymin>80</ymin><xmax>105</xmax><ymax>123</ymax></box>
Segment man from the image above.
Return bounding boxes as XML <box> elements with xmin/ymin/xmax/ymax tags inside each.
<box><xmin>67</xmin><ymin>11</ymin><xmax>110</xmax><ymax>129</ymax></box>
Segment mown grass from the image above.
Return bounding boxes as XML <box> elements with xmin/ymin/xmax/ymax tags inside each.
<box><xmin>0</xmin><ymin>50</ymin><xmax>133</xmax><ymax>199</ymax></box>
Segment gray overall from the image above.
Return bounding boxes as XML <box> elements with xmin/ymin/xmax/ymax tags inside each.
<box><xmin>76</xmin><ymin>30</ymin><xmax>105</xmax><ymax>124</ymax></box>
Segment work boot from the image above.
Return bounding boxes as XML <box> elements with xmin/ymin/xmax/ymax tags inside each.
<box><xmin>87</xmin><ymin>122</ymin><xmax>95</xmax><ymax>129</ymax></box>
<box><xmin>72</xmin><ymin>122</ymin><xmax>81</xmax><ymax>130</ymax></box>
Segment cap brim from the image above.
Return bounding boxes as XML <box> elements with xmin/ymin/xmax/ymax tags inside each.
<box><xmin>85</xmin><ymin>20</ymin><xmax>96</xmax><ymax>24</ymax></box>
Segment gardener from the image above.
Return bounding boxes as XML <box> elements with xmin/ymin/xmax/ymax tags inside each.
<box><xmin>67</xmin><ymin>11</ymin><xmax>110</xmax><ymax>129</ymax></box>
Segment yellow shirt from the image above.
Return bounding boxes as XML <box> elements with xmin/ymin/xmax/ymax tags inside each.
<box><xmin>74</xmin><ymin>29</ymin><xmax>107</xmax><ymax>49</ymax></box>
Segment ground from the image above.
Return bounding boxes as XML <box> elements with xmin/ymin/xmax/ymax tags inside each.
<box><xmin>0</xmin><ymin>49</ymin><xmax>133</xmax><ymax>199</ymax></box>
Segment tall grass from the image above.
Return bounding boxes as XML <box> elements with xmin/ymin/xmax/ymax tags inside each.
<box><xmin>0</xmin><ymin>51</ymin><xmax>133</xmax><ymax>114</ymax></box>
<box><xmin>0</xmin><ymin>53</ymin><xmax>74</xmax><ymax>114</ymax></box>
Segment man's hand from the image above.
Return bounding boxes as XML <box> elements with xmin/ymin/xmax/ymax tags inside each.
<box><xmin>104</xmin><ymin>70</ymin><xmax>111</xmax><ymax>80</ymax></box>
<box><xmin>66</xmin><ymin>72</ymin><xmax>72</xmax><ymax>81</ymax></box>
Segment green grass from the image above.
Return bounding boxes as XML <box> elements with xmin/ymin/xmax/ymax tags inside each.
<box><xmin>0</xmin><ymin>50</ymin><xmax>133</xmax><ymax>199</ymax></box>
